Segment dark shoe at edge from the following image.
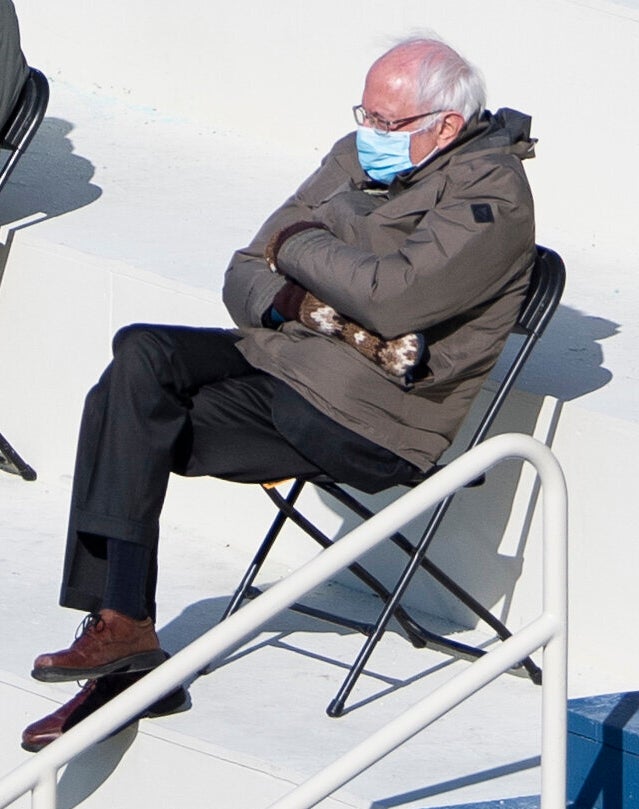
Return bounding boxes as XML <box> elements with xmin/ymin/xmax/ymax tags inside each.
<box><xmin>22</xmin><ymin>664</ymin><xmax>188</xmax><ymax>753</ymax></box>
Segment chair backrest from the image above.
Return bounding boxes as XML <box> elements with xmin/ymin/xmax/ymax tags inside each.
<box><xmin>515</xmin><ymin>244</ymin><xmax>566</xmax><ymax>338</ymax></box>
<box><xmin>0</xmin><ymin>67</ymin><xmax>49</xmax><ymax>193</ymax></box>
<box><xmin>467</xmin><ymin>243</ymin><xmax>566</xmax><ymax>451</ymax></box>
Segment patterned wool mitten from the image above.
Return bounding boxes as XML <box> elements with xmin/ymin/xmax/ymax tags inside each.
<box><xmin>298</xmin><ymin>292</ymin><xmax>422</xmax><ymax>377</ymax></box>
<box><xmin>298</xmin><ymin>292</ymin><xmax>347</xmax><ymax>335</ymax></box>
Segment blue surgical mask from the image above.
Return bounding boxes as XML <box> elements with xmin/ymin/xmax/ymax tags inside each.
<box><xmin>356</xmin><ymin>125</ymin><xmax>414</xmax><ymax>185</ymax></box>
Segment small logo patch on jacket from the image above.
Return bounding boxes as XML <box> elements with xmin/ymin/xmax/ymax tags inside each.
<box><xmin>471</xmin><ymin>203</ymin><xmax>494</xmax><ymax>223</ymax></box>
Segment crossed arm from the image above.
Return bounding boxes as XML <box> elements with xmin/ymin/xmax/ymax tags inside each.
<box><xmin>222</xmin><ymin>144</ymin><xmax>532</xmax><ymax>379</ymax></box>
<box><xmin>262</xmin><ymin>221</ymin><xmax>424</xmax><ymax>378</ymax></box>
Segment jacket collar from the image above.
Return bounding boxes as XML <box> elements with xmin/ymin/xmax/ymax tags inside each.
<box><xmin>386</xmin><ymin>107</ymin><xmax>536</xmax><ymax>191</ymax></box>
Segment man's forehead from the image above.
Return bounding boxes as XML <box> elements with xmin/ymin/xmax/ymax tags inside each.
<box><xmin>362</xmin><ymin>68</ymin><xmax>417</xmax><ymax>115</ymax></box>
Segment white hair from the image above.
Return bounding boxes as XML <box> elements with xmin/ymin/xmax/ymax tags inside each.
<box><xmin>387</xmin><ymin>36</ymin><xmax>487</xmax><ymax>124</ymax></box>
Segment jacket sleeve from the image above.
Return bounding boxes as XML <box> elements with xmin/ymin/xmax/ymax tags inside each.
<box><xmin>222</xmin><ymin>140</ymin><xmax>358</xmax><ymax>329</ymax></box>
<box><xmin>222</xmin><ymin>196</ymin><xmax>307</xmax><ymax>329</ymax></box>
<box><xmin>274</xmin><ymin>157</ymin><xmax>535</xmax><ymax>339</ymax></box>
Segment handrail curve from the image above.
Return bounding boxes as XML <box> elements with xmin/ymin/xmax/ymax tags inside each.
<box><xmin>0</xmin><ymin>433</ymin><xmax>567</xmax><ymax>809</ymax></box>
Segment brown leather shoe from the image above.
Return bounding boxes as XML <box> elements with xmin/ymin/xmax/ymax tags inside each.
<box><xmin>22</xmin><ymin>667</ymin><xmax>189</xmax><ymax>753</ymax></box>
<box><xmin>31</xmin><ymin>609</ymin><xmax>166</xmax><ymax>683</ymax></box>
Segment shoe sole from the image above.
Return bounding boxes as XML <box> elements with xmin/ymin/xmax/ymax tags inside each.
<box><xmin>21</xmin><ymin>739</ymin><xmax>49</xmax><ymax>753</ymax></box>
<box><xmin>30</xmin><ymin>649</ymin><xmax>167</xmax><ymax>683</ymax></box>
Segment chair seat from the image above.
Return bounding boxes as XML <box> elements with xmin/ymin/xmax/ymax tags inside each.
<box><xmin>288</xmin><ymin>463</ymin><xmax>485</xmax><ymax>490</ymax></box>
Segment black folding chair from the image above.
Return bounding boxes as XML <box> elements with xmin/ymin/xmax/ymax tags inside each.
<box><xmin>0</xmin><ymin>67</ymin><xmax>49</xmax><ymax>193</ymax></box>
<box><xmin>0</xmin><ymin>432</ymin><xmax>36</xmax><ymax>480</ymax></box>
<box><xmin>0</xmin><ymin>67</ymin><xmax>49</xmax><ymax>481</ymax></box>
<box><xmin>221</xmin><ymin>244</ymin><xmax>565</xmax><ymax>716</ymax></box>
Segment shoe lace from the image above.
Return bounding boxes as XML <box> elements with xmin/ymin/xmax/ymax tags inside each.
<box><xmin>75</xmin><ymin>612</ymin><xmax>105</xmax><ymax>640</ymax></box>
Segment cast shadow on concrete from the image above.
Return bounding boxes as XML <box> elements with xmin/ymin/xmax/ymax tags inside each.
<box><xmin>158</xmin><ymin>591</ymin><xmax>482</xmax><ymax>716</ymax></box>
<box><xmin>0</xmin><ymin>116</ymin><xmax>102</xmax><ymax>278</ymax></box>
<box><xmin>27</xmin><ymin>592</ymin><xmax>449</xmax><ymax>809</ymax></box>
<box><xmin>493</xmin><ymin>302</ymin><xmax>618</xmax><ymax>403</ymax></box>
<box><xmin>53</xmin><ymin>677</ymin><xmax>192</xmax><ymax>808</ymax></box>
<box><xmin>0</xmin><ymin>116</ymin><xmax>102</xmax><ymax>224</ymax></box>
<box><xmin>370</xmin><ymin>756</ymin><xmax>541</xmax><ymax>808</ymax></box>
<box><xmin>55</xmin><ymin>723</ymin><xmax>137</xmax><ymax>809</ymax></box>
<box><xmin>0</xmin><ymin>116</ymin><xmax>102</xmax><ymax>476</ymax></box>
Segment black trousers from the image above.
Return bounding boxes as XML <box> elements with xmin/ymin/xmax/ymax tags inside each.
<box><xmin>60</xmin><ymin>325</ymin><xmax>419</xmax><ymax>617</ymax></box>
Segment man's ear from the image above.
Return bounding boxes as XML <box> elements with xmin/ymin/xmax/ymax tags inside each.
<box><xmin>435</xmin><ymin>112</ymin><xmax>466</xmax><ymax>148</ymax></box>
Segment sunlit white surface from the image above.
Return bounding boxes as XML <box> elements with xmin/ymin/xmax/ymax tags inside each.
<box><xmin>1</xmin><ymin>0</ymin><xmax>638</xmax><ymax>805</ymax></box>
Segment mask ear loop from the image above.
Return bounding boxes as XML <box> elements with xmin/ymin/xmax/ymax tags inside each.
<box><xmin>413</xmin><ymin>144</ymin><xmax>439</xmax><ymax>168</ymax></box>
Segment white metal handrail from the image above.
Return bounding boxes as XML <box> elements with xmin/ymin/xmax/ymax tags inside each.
<box><xmin>0</xmin><ymin>433</ymin><xmax>567</xmax><ymax>809</ymax></box>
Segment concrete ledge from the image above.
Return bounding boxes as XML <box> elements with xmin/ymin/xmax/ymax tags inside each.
<box><xmin>0</xmin><ymin>673</ymin><xmax>362</xmax><ymax>809</ymax></box>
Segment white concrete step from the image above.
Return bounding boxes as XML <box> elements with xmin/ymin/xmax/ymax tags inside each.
<box><xmin>1</xmin><ymin>471</ymin><xmax>632</xmax><ymax>809</ymax></box>
<box><xmin>1</xmin><ymin>673</ymin><xmax>361</xmax><ymax>809</ymax></box>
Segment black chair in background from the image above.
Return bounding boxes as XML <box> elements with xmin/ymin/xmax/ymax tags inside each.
<box><xmin>219</xmin><ymin>245</ymin><xmax>566</xmax><ymax>717</ymax></box>
<box><xmin>0</xmin><ymin>67</ymin><xmax>49</xmax><ymax>193</ymax></box>
<box><xmin>0</xmin><ymin>67</ymin><xmax>50</xmax><ymax>481</ymax></box>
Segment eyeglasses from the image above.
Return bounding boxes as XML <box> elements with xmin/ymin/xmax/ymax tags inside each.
<box><xmin>352</xmin><ymin>104</ymin><xmax>444</xmax><ymax>134</ymax></box>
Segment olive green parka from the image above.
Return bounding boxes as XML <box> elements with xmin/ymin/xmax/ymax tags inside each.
<box><xmin>223</xmin><ymin>109</ymin><xmax>536</xmax><ymax>471</ymax></box>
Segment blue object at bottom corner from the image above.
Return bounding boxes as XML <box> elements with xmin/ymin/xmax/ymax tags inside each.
<box><xmin>568</xmin><ymin>691</ymin><xmax>639</xmax><ymax>809</ymax></box>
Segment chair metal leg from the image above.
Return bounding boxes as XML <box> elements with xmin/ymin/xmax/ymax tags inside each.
<box><xmin>0</xmin><ymin>432</ymin><xmax>37</xmax><ymax>481</ymax></box>
<box><xmin>318</xmin><ymin>482</ymin><xmax>541</xmax><ymax>717</ymax></box>
<box><xmin>261</xmin><ymin>483</ymin><xmax>433</xmax><ymax>648</ymax></box>
<box><xmin>326</xmin><ymin>496</ymin><xmax>452</xmax><ymax>716</ymax></box>
<box><xmin>200</xmin><ymin>481</ymin><xmax>308</xmax><ymax>676</ymax></box>
<box><xmin>221</xmin><ymin>479</ymin><xmax>307</xmax><ymax>621</ymax></box>
<box><xmin>320</xmin><ymin>481</ymin><xmax>541</xmax><ymax>677</ymax></box>
<box><xmin>259</xmin><ymin>481</ymin><xmax>540</xmax><ymax>716</ymax></box>
<box><xmin>235</xmin><ymin>471</ymin><xmax>542</xmax><ymax>716</ymax></box>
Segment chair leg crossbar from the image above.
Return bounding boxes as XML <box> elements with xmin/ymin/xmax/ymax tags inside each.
<box><xmin>222</xmin><ymin>477</ymin><xmax>542</xmax><ymax>717</ymax></box>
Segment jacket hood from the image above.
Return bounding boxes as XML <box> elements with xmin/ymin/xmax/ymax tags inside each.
<box><xmin>467</xmin><ymin>107</ymin><xmax>536</xmax><ymax>158</ymax></box>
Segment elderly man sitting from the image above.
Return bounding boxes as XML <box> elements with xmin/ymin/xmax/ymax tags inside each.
<box><xmin>22</xmin><ymin>34</ymin><xmax>537</xmax><ymax>750</ymax></box>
